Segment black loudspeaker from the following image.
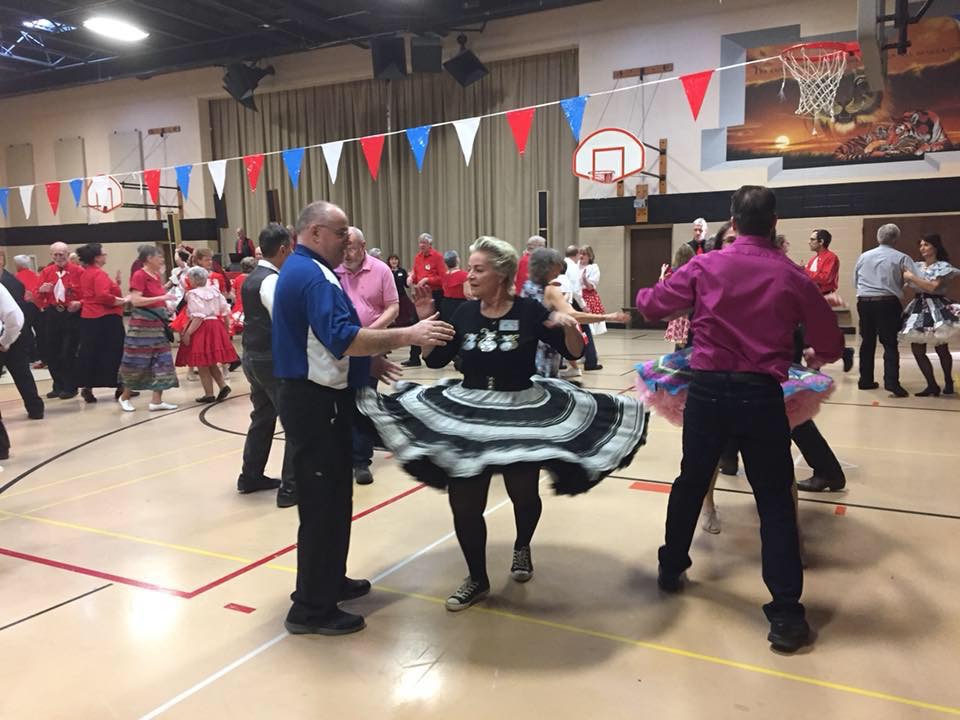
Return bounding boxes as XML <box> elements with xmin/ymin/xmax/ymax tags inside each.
<box><xmin>537</xmin><ymin>190</ymin><xmax>549</xmax><ymax>242</ymax></box>
<box><xmin>443</xmin><ymin>50</ymin><xmax>489</xmax><ymax>87</ymax></box>
<box><xmin>266</xmin><ymin>189</ymin><xmax>281</xmax><ymax>223</ymax></box>
<box><xmin>213</xmin><ymin>193</ymin><xmax>228</xmax><ymax>228</ymax></box>
<box><xmin>371</xmin><ymin>37</ymin><xmax>407</xmax><ymax>80</ymax></box>
<box><xmin>411</xmin><ymin>37</ymin><xmax>443</xmax><ymax>72</ymax></box>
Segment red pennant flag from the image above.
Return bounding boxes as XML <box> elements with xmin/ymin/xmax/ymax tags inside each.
<box><xmin>506</xmin><ymin>107</ymin><xmax>536</xmax><ymax>156</ymax></box>
<box><xmin>360</xmin><ymin>135</ymin><xmax>386</xmax><ymax>181</ymax></box>
<box><xmin>144</xmin><ymin>169</ymin><xmax>161</xmax><ymax>205</ymax></box>
<box><xmin>680</xmin><ymin>69</ymin><xmax>714</xmax><ymax>122</ymax></box>
<box><xmin>243</xmin><ymin>153</ymin><xmax>265</xmax><ymax>191</ymax></box>
<box><xmin>45</xmin><ymin>182</ymin><xmax>61</xmax><ymax>215</ymax></box>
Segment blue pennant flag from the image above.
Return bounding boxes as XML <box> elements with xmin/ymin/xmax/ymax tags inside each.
<box><xmin>175</xmin><ymin>165</ymin><xmax>193</xmax><ymax>200</ymax></box>
<box><xmin>405</xmin><ymin>125</ymin><xmax>431</xmax><ymax>173</ymax></box>
<box><xmin>0</xmin><ymin>188</ymin><xmax>8</xmax><ymax>218</ymax></box>
<box><xmin>69</xmin><ymin>178</ymin><xmax>84</xmax><ymax>207</ymax></box>
<box><xmin>281</xmin><ymin>147</ymin><xmax>305</xmax><ymax>189</ymax></box>
<box><xmin>560</xmin><ymin>95</ymin><xmax>589</xmax><ymax>142</ymax></box>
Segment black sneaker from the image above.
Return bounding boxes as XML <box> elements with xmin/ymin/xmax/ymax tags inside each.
<box><xmin>277</xmin><ymin>486</ymin><xmax>298</xmax><ymax>508</ymax></box>
<box><xmin>59</xmin><ymin>390</ymin><xmax>78</xmax><ymax>400</ymax></box>
<box><xmin>340</xmin><ymin>577</ymin><xmax>371</xmax><ymax>601</ymax></box>
<box><xmin>354</xmin><ymin>465</ymin><xmax>374</xmax><ymax>485</ymax></box>
<box><xmin>237</xmin><ymin>475</ymin><xmax>281</xmax><ymax>494</ymax></box>
<box><xmin>284</xmin><ymin>608</ymin><xmax>365</xmax><ymax>636</ymax></box>
<box><xmin>657</xmin><ymin>565</ymin><xmax>684</xmax><ymax>593</ymax></box>
<box><xmin>857</xmin><ymin>381</ymin><xmax>879</xmax><ymax>390</ymax></box>
<box><xmin>445</xmin><ymin>577</ymin><xmax>490</xmax><ymax>612</ymax></box>
<box><xmin>81</xmin><ymin>388</ymin><xmax>97</xmax><ymax>403</ymax></box>
<box><xmin>584</xmin><ymin>364</ymin><xmax>603</xmax><ymax>371</ymax></box>
<box><xmin>46</xmin><ymin>389</ymin><xmax>61</xmax><ymax>399</ymax></box>
<box><xmin>510</xmin><ymin>546</ymin><xmax>534</xmax><ymax>582</ymax></box>
<box><xmin>401</xmin><ymin>359</ymin><xmax>422</xmax><ymax>368</ymax></box>
<box><xmin>767</xmin><ymin>618</ymin><xmax>811</xmax><ymax>653</ymax></box>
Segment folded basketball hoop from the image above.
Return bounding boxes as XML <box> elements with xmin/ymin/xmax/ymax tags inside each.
<box><xmin>779</xmin><ymin>42</ymin><xmax>860</xmax><ymax>126</ymax></box>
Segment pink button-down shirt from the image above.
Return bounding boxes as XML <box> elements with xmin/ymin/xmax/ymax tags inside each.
<box><xmin>635</xmin><ymin>235</ymin><xmax>843</xmax><ymax>380</ymax></box>
<box><xmin>336</xmin><ymin>252</ymin><xmax>399</xmax><ymax>328</ymax></box>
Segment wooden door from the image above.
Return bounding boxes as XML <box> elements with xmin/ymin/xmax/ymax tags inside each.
<box><xmin>629</xmin><ymin>226</ymin><xmax>672</xmax><ymax>327</ymax></box>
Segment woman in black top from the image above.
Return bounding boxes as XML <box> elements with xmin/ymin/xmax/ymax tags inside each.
<box><xmin>359</xmin><ymin>237</ymin><xmax>648</xmax><ymax>612</ymax></box>
<box><xmin>387</xmin><ymin>254</ymin><xmax>416</xmax><ymax>327</ymax></box>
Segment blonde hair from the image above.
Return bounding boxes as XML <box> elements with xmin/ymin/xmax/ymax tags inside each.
<box><xmin>469</xmin><ymin>236</ymin><xmax>518</xmax><ymax>284</ymax></box>
<box><xmin>672</xmin><ymin>244</ymin><xmax>695</xmax><ymax>269</ymax></box>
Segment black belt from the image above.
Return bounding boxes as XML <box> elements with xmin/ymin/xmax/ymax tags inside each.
<box><xmin>692</xmin><ymin>370</ymin><xmax>777</xmax><ymax>386</ymax></box>
<box><xmin>857</xmin><ymin>296</ymin><xmax>899</xmax><ymax>303</ymax></box>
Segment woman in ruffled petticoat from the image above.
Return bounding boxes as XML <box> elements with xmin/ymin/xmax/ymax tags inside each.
<box><xmin>901</xmin><ymin>233</ymin><xmax>960</xmax><ymax>396</ymax></box>
<box><xmin>357</xmin><ymin>237</ymin><xmax>647</xmax><ymax>612</ymax></box>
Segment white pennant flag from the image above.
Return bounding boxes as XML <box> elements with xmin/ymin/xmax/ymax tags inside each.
<box><xmin>208</xmin><ymin>159</ymin><xmax>228</xmax><ymax>199</ymax></box>
<box><xmin>453</xmin><ymin>117</ymin><xmax>481</xmax><ymax>166</ymax></box>
<box><xmin>321</xmin><ymin>141</ymin><xmax>344</xmax><ymax>184</ymax></box>
<box><xmin>19</xmin><ymin>185</ymin><xmax>34</xmax><ymax>219</ymax></box>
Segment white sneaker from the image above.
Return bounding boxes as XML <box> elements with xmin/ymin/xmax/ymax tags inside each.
<box><xmin>118</xmin><ymin>399</ymin><xmax>136</xmax><ymax>412</ymax></box>
<box><xmin>149</xmin><ymin>402</ymin><xmax>178</xmax><ymax>411</ymax></box>
<box><xmin>559</xmin><ymin>366</ymin><xmax>582</xmax><ymax>379</ymax></box>
<box><xmin>700</xmin><ymin>507</ymin><xmax>721</xmax><ymax>534</ymax></box>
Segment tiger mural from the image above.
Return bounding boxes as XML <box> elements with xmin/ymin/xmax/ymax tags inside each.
<box><xmin>813</xmin><ymin>70</ymin><xmax>891</xmax><ymax>136</ymax></box>
<box><xmin>833</xmin><ymin>110</ymin><xmax>953</xmax><ymax>160</ymax></box>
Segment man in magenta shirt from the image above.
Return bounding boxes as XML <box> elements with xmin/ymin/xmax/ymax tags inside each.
<box><xmin>337</xmin><ymin>226</ymin><xmax>399</xmax><ymax>485</ymax></box>
<box><xmin>635</xmin><ymin>185</ymin><xmax>843</xmax><ymax>653</ymax></box>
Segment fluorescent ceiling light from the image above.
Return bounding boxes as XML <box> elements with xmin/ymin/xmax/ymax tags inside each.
<box><xmin>83</xmin><ymin>16</ymin><xmax>149</xmax><ymax>42</ymax></box>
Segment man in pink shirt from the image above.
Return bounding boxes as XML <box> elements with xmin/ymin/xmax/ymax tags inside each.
<box><xmin>635</xmin><ymin>185</ymin><xmax>843</xmax><ymax>654</ymax></box>
<box><xmin>337</xmin><ymin>226</ymin><xmax>399</xmax><ymax>485</ymax></box>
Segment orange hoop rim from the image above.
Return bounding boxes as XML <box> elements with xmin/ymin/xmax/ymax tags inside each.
<box><xmin>780</xmin><ymin>41</ymin><xmax>861</xmax><ymax>60</ymax></box>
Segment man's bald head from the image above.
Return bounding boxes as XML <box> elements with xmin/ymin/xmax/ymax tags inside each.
<box><xmin>50</xmin><ymin>242</ymin><xmax>69</xmax><ymax>267</ymax></box>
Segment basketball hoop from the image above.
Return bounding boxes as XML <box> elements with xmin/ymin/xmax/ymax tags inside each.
<box><xmin>779</xmin><ymin>42</ymin><xmax>860</xmax><ymax>132</ymax></box>
<box><xmin>591</xmin><ymin>170</ymin><xmax>615</xmax><ymax>184</ymax></box>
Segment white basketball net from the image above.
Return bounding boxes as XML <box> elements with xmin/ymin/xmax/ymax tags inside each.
<box><xmin>779</xmin><ymin>45</ymin><xmax>848</xmax><ymax>125</ymax></box>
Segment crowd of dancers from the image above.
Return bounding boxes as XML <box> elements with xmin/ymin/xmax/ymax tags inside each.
<box><xmin>0</xmin><ymin>184</ymin><xmax>956</xmax><ymax>653</ymax></box>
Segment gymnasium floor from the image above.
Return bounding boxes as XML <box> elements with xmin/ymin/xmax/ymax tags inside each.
<box><xmin>0</xmin><ymin>330</ymin><xmax>958</xmax><ymax>719</ymax></box>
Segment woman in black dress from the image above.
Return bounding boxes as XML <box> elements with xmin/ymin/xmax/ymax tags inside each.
<box><xmin>387</xmin><ymin>254</ymin><xmax>416</xmax><ymax>328</ymax></box>
<box><xmin>359</xmin><ymin>237</ymin><xmax>647</xmax><ymax>611</ymax></box>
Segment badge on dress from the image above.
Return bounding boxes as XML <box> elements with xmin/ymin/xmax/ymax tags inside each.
<box><xmin>498</xmin><ymin>319</ymin><xmax>519</xmax><ymax>331</ymax></box>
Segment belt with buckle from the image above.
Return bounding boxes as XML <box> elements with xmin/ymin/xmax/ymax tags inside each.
<box><xmin>53</xmin><ymin>305</ymin><xmax>66</xmax><ymax>312</ymax></box>
<box><xmin>857</xmin><ymin>296</ymin><xmax>898</xmax><ymax>303</ymax></box>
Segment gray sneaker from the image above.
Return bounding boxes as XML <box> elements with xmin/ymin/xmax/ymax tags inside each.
<box><xmin>510</xmin><ymin>546</ymin><xmax>534</xmax><ymax>582</ymax></box>
<box><xmin>354</xmin><ymin>465</ymin><xmax>373</xmax><ymax>485</ymax></box>
<box><xmin>445</xmin><ymin>577</ymin><xmax>489</xmax><ymax>612</ymax></box>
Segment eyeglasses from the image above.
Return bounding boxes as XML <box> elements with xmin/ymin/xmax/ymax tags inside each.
<box><xmin>318</xmin><ymin>224</ymin><xmax>349</xmax><ymax>239</ymax></box>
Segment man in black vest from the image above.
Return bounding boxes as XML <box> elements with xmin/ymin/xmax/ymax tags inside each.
<box><xmin>237</xmin><ymin>223</ymin><xmax>296</xmax><ymax>507</ymax></box>
<box><xmin>0</xmin><ymin>251</ymin><xmax>44</xmax><ymax>420</ymax></box>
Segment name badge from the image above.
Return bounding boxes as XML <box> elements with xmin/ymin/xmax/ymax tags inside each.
<box><xmin>499</xmin><ymin>319</ymin><xmax>519</xmax><ymax>331</ymax></box>
<box><xmin>425</xmin><ymin>264</ymin><xmax>431</xmax><ymax>270</ymax></box>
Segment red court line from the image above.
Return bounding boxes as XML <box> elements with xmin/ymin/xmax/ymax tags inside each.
<box><xmin>629</xmin><ymin>480</ymin><xmax>671</xmax><ymax>494</ymax></box>
<box><xmin>0</xmin><ymin>547</ymin><xmax>192</xmax><ymax>598</ymax></box>
<box><xmin>835</xmin><ymin>505</ymin><xmax>847</xmax><ymax>516</ymax></box>
<box><xmin>352</xmin><ymin>483</ymin><xmax>426</xmax><ymax>520</ymax></box>
<box><xmin>224</xmin><ymin>603</ymin><xmax>256</xmax><ymax>614</ymax></box>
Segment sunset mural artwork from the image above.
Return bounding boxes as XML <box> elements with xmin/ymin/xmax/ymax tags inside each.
<box><xmin>727</xmin><ymin>16</ymin><xmax>960</xmax><ymax>168</ymax></box>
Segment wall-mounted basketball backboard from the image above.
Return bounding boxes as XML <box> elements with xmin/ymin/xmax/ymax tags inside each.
<box><xmin>572</xmin><ymin>128</ymin><xmax>646</xmax><ymax>183</ymax></box>
<box><xmin>858</xmin><ymin>0</ymin><xmax>934</xmax><ymax>90</ymax></box>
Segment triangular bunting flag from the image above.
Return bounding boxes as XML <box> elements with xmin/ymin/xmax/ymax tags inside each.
<box><xmin>405</xmin><ymin>125</ymin><xmax>431</xmax><ymax>173</ymax></box>
<box><xmin>321</xmin><ymin>141</ymin><xmax>344</xmax><ymax>184</ymax></box>
<box><xmin>243</xmin><ymin>153</ymin><xmax>265</xmax><ymax>191</ymax></box>
<box><xmin>208</xmin><ymin>159</ymin><xmax>228</xmax><ymax>199</ymax></box>
<box><xmin>680</xmin><ymin>69</ymin><xmax>714</xmax><ymax>121</ymax></box>
<box><xmin>69</xmin><ymin>178</ymin><xmax>84</xmax><ymax>207</ymax></box>
<box><xmin>559</xmin><ymin>95</ymin><xmax>588</xmax><ymax>142</ymax></box>
<box><xmin>0</xmin><ymin>188</ymin><xmax>8</xmax><ymax>218</ymax></box>
<box><xmin>453</xmin><ymin>118</ymin><xmax>481</xmax><ymax>166</ymax></box>
<box><xmin>360</xmin><ymin>135</ymin><xmax>386</xmax><ymax>181</ymax></box>
<box><xmin>144</xmin><ymin>168</ymin><xmax>161</xmax><ymax>205</ymax></box>
<box><xmin>505</xmin><ymin>107</ymin><xmax>536</xmax><ymax>156</ymax></box>
<box><xmin>19</xmin><ymin>185</ymin><xmax>34</xmax><ymax>220</ymax></box>
<box><xmin>45</xmin><ymin>182</ymin><xmax>61</xmax><ymax>215</ymax></box>
<box><xmin>175</xmin><ymin>164</ymin><xmax>193</xmax><ymax>200</ymax></box>
<box><xmin>281</xmin><ymin>147</ymin><xmax>305</xmax><ymax>189</ymax></box>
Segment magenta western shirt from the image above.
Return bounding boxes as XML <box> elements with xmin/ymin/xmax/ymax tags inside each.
<box><xmin>635</xmin><ymin>235</ymin><xmax>844</xmax><ymax>380</ymax></box>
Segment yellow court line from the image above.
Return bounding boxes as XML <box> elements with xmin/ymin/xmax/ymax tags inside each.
<box><xmin>0</xmin><ymin>437</ymin><xmax>236</xmax><ymax>501</ymax></box>
<box><xmin>374</xmin><ymin>584</ymin><xmax>960</xmax><ymax>716</ymax></box>
<box><xmin>22</xmin><ymin>449</ymin><xmax>243</xmax><ymax>514</ymax></box>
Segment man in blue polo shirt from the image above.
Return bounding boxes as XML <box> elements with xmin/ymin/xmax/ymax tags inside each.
<box><xmin>273</xmin><ymin>200</ymin><xmax>454</xmax><ymax>636</ymax></box>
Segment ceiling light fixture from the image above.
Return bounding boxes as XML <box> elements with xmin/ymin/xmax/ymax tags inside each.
<box><xmin>83</xmin><ymin>16</ymin><xmax>149</xmax><ymax>42</ymax></box>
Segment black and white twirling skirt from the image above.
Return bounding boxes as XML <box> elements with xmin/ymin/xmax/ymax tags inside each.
<box><xmin>900</xmin><ymin>294</ymin><xmax>960</xmax><ymax>344</ymax></box>
<box><xmin>357</xmin><ymin>377</ymin><xmax>648</xmax><ymax>495</ymax></box>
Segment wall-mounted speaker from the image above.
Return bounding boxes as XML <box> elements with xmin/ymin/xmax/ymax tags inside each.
<box><xmin>266</xmin><ymin>188</ymin><xmax>281</xmax><ymax>223</ymax></box>
<box><xmin>537</xmin><ymin>190</ymin><xmax>549</xmax><ymax>242</ymax></box>
<box><xmin>443</xmin><ymin>49</ymin><xmax>489</xmax><ymax>87</ymax></box>
<box><xmin>411</xmin><ymin>37</ymin><xmax>443</xmax><ymax>72</ymax></box>
<box><xmin>371</xmin><ymin>37</ymin><xmax>407</xmax><ymax>80</ymax></box>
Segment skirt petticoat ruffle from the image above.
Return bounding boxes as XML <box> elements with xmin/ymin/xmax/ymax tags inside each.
<box><xmin>899</xmin><ymin>295</ymin><xmax>960</xmax><ymax>344</ymax></box>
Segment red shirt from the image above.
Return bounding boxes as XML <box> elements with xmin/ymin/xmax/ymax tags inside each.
<box><xmin>16</xmin><ymin>268</ymin><xmax>40</xmax><ymax>304</ymax></box>
<box><xmin>636</xmin><ymin>235</ymin><xmax>843</xmax><ymax>380</ymax></box>
<box><xmin>80</xmin><ymin>265</ymin><xmax>123</xmax><ymax>318</ymax></box>
<box><xmin>442</xmin><ymin>269</ymin><xmax>469</xmax><ymax>299</ymax></box>
<box><xmin>411</xmin><ymin>249</ymin><xmax>445</xmax><ymax>290</ymax></box>
<box><xmin>804</xmin><ymin>249</ymin><xmax>839</xmax><ymax>295</ymax></box>
<box><xmin>36</xmin><ymin>262</ymin><xmax>84</xmax><ymax>310</ymax></box>
<box><xmin>131</xmin><ymin>268</ymin><xmax>167</xmax><ymax>308</ymax></box>
<box><xmin>232</xmin><ymin>273</ymin><xmax>247</xmax><ymax>314</ymax></box>
<box><xmin>514</xmin><ymin>253</ymin><xmax>531</xmax><ymax>294</ymax></box>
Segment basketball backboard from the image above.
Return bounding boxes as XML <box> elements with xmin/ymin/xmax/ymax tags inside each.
<box><xmin>87</xmin><ymin>175</ymin><xmax>124</xmax><ymax>213</ymax></box>
<box><xmin>572</xmin><ymin>128</ymin><xmax>646</xmax><ymax>183</ymax></box>
<box><xmin>858</xmin><ymin>0</ymin><xmax>931</xmax><ymax>91</ymax></box>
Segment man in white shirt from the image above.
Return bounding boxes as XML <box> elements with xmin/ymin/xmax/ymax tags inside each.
<box><xmin>0</xmin><ymin>282</ymin><xmax>25</xmax><ymax>459</ymax></box>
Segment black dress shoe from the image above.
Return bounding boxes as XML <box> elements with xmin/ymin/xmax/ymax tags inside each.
<box><xmin>59</xmin><ymin>390</ymin><xmax>78</xmax><ymax>400</ymax></box>
<box><xmin>718</xmin><ymin>458</ymin><xmax>739</xmax><ymax>476</ymax></box>
<box><xmin>284</xmin><ymin>609</ymin><xmax>365</xmax><ymax>636</ymax></box>
<box><xmin>228</xmin><ymin>359</ymin><xmax>242</xmax><ymax>371</ymax></box>
<box><xmin>216</xmin><ymin>385</ymin><xmax>232</xmax><ymax>401</ymax></box>
<box><xmin>657</xmin><ymin>565</ymin><xmax>684</xmax><ymax>593</ymax></box>
<box><xmin>885</xmin><ymin>385</ymin><xmax>909</xmax><ymax>398</ymax></box>
<box><xmin>796</xmin><ymin>474</ymin><xmax>846</xmax><ymax>492</ymax></box>
<box><xmin>195</xmin><ymin>395</ymin><xmax>216</xmax><ymax>403</ymax></box>
<box><xmin>768</xmin><ymin>618</ymin><xmax>811</xmax><ymax>653</ymax></box>
<box><xmin>340</xmin><ymin>577</ymin><xmax>372</xmax><ymax>601</ymax></box>
<box><xmin>915</xmin><ymin>385</ymin><xmax>941</xmax><ymax>397</ymax></box>
<box><xmin>584</xmin><ymin>364</ymin><xmax>603</xmax><ymax>371</ymax></box>
<box><xmin>0</xmin><ymin>447</ymin><xmax>9</xmax><ymax>461</ymax></box>
<box><xmin>237</xmin><ymin>475</ymin><xmax>282</xmax><ymax>494</ymax></box>
<box><xmin>81</xmin><ymin>388</ymin><xmax>97</xmax><ymax>403</ymax></box>
<box><xmin>28</xmin><ymin>411</ymin><xmax>44</xmax><ymax>420</ymax></box>
<box><xmin>401</xmin><ymin>359</ymin><xmax>422</xmax><ymax>368</ymax></box>
<box><xmin>944</xmin><ymin>384</ymin><xmax>956</xmax><ymax>396</ymax></box>
<box><xmin>276</xmin><ymin>486</ymin><xmax>298</xmax><ymax>508</ymax></box>
<box><xmin>858</xmin><ymin>381</ymin><xmax>879</xmax><ymax>390</ymax></box>
<box><xmin>46</xmin><ymin>389</ymin><xmax>61</xmax><ymax>399</ymax></box>
<box><xmin>842</xmin><ymin>347</ymin><xmax>854</xmax><ymax>372</ymax></box>
<box><xmin>354</xmin><ymin>465</ymin><xmax>374</xmax><ymax>485</ymax></box>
